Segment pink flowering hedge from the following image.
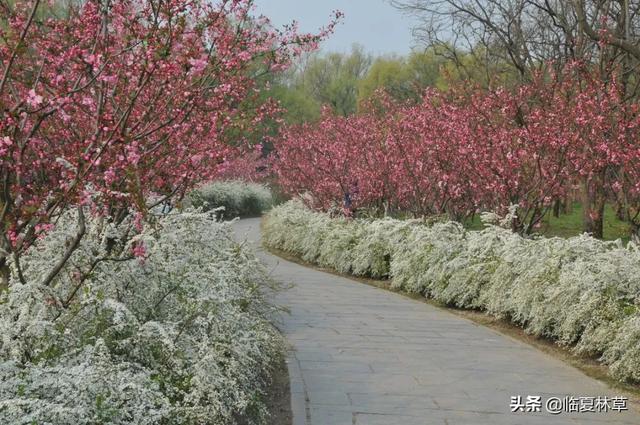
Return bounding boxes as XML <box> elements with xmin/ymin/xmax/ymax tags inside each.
<box><xmin>273</xmin><ymin>65</ymin><xmax>640</xmax><ymax>238</ymax></box>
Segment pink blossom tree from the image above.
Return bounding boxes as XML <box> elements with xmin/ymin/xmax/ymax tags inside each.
<box><xmin>556</xmin><ymin>65</ymin><xmax>628</xmax><ymax>239</ymax></box>
<box><xmin>0</xmin><ymin>0</ymin><xmax>339</xmax><ymax>285</ymax></box>
<box><xmin>272</xmin><ymin>62</ymin><xmax>638</xmax><ymax>239</ymax></box>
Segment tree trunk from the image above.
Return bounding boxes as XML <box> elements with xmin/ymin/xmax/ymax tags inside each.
<box><xmin>583</xmin><ymin>208</ymin><xmax>604</xmax><ymax>239</ymax></box>
<box><xmin>631</xmin><ymin>222</ymin><xmax>640</xmax><ymax>245</ymax></box>
<box><xmin>581</xmin><ymin>176</ymin><xmax>606</xmax><ymax>239</ymax></box>
<box><xmin>553</xmin><ymin>199</ymin><xmax>561</xmax><ymax>218</ymax></box>
<box><xmin>0</xmin><ymin>258</ymin><xmax>9</xmax><ymax>291</ymax></box>
<box><xmin>615</xmin><ymin>201</ymin><xmax>626</xmax><ymax>221</ymax></box>
<box><xmin>563</xmin><ymin>194</ymin><xmax>573</xmax><ymax>214</ymax></box>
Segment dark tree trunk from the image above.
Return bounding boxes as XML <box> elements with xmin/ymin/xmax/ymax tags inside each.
<box><xmin>0</xmin><ymin>258</ymin><xmax>9</xmax><ymax>291</ymax></box>
<box><xmin>631</xmin><ymin>222</ymin><xmax>640</xmax><ymax>245</ymax></box>
<box><xmin>563</xmin><ymin>194</ymin><xmax>573</xmax><ymax>214</ymax></box>
<box><xmin>581</xmin><ymin>176</ymin><xmax>606</xmax><ymax>239</ymax></box>
<box><xmin>553</xmin><ymin>199</ymin><xmax>561</xmax><ymax>218</ymax></box>
<box><xmin>615</xmin><ymin>201</ymin><xmax>626</xmax><ymax>221</ymax></box>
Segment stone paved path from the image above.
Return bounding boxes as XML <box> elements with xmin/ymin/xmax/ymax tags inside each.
<box><xmin>233</xmin><ymin>218</ymin><xmax>640</xmax><ymax>425</ymax></box>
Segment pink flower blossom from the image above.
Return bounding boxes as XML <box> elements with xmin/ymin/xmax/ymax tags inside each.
<box><xmin>26</xmin><ymin>89</ymin><xmax>43</xmax><ymax>107</ymax></box>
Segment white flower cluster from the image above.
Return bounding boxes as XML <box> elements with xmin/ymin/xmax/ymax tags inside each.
<box><xmin>264</xmin><ymin>200</ymin><xmax>640</xmax><ymax>383</ymax></box>
<box><xmin>0</xmin><ymin>211</ymin><xmax>281</xmax><ymax>424</ymax></box>
<box><xmin>187</xmin><ymin>180</ymin><xmax>273</xmax><ymax>218</ymax></box>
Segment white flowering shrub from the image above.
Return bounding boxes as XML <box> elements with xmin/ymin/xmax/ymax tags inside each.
<box><xmin>0</xmin><ymin>211</ymin><xmax>282</xmax><ymax>424</ymax></box>
<box><xmin>187</xmin><ymin>180</ymin><xmax>273</xmax><ymax>218</ymax></box>
<box><xmin>264</xmin><ymin>200</ymin><xmax>640</xmax><ymax>384</ymax></box>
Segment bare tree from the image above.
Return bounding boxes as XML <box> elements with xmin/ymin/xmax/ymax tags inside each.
<box><xmin>391</xmin><ymin>0</ymin><xmax>640</xmax><ymax>238</ymax></box>
<box><xmin>390</xmin><ymin>0</ymin><xmax>640</xmax><ymax>83</ymax></box>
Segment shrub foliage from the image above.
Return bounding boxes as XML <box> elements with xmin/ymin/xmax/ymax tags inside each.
<box><xmin>188</xmin><ymin>181</ymin><xmax>274</xmax><ymax>219</ymax></box>
<box><xmin>264</xmin><ymin>200</ymin><xmax>640</xmax><ymax>383</ymax></box>
<box><xmin>0</xmin><ymin>211</ymin><xmax>281</xmax><ymax>424</ymax></box>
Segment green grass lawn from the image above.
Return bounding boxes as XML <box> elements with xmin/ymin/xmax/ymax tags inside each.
<box><xmin>464</xmin><ymin>203</ymin><xmax>631</xmax><ymax>242</ymax></box>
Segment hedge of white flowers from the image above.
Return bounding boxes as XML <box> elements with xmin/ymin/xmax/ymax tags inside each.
<box><xmin>263</xmin><ymin>200</ymin><xmax>640</xmax><ymax>384</ymax></box>
<box><xmin>0</xmin><ymin>211</ymin><xmax>281</xmax><ymax>424</ymax></box>
<box><xmin>187</xmin><ymin>180</ymin><xmax>273</xmax><ymax>218</ymax></box>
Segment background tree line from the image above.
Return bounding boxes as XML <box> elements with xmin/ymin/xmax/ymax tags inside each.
<box><xmin>266</xmin><ymin>43</ymin><xmax>513</xmax><ymax>123</ymax></box>
<box><xmin>265</xmin><ymin>0</ymin><xmax>640</xmax><ymax>241</ymax></box>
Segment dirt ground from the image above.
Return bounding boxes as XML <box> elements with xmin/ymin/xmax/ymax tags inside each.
<box><xmin>265</xmin><ymin>354</ymin><xmax>292</xmax><ymax>425</ymax></box>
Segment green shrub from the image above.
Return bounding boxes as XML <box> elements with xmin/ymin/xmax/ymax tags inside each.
<box><xmin>187</xmin><ymin>180</ymin><xmax>273</xmax><ymax>218</ymax></box>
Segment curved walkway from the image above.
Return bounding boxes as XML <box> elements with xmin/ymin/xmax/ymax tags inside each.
<box><xmin>233</xmin><ymin>218</ymin><xmax>639</xmax><ymax>425</ymax></box>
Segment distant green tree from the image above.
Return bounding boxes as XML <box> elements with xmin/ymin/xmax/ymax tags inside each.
<box><xmin>270</xmin><ymin>83</ymin><xmax>322</xmax><ymax>124</ymax></box>
<box><xmin>358</xmin><ymin>56</ymin><xmax>414</xmax><ymax>104</ymax></box>
<box><xmin>268</xmin><ymin>44</ymin><xmax>520</xmax><ymax>124</ymax></box>
<box><xmin>290</xmin><ymin>45</ymin><xmax>372</xmax><ymax>116</ymax></box>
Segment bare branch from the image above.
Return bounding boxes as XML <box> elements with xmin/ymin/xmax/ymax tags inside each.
<box><xmin>41</xmin><ymin>207</ymin><xmax>86</xmax><ymax>287</ymax></box>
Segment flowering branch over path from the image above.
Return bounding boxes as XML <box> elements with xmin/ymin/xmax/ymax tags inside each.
<box><xmin>0</xmin><ymin>0</ymin><xmax>340</xmax><ymax>284</ymax></box>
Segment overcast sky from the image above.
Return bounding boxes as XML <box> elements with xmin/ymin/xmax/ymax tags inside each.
<box><xmin>252</xmin><ymin>0</ymin><xmax>419</xmax><ymax>55</ymax></box>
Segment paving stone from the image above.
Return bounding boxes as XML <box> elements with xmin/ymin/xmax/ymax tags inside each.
<box><xmin>309</xmin><ymin>407</ymin><xmax>354</xmax><ymax>425</ymax></box>
<box><xmin>232</xmin><ymin>219</ymin><xmax>640</xmax><ymax>425</ymax></box>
